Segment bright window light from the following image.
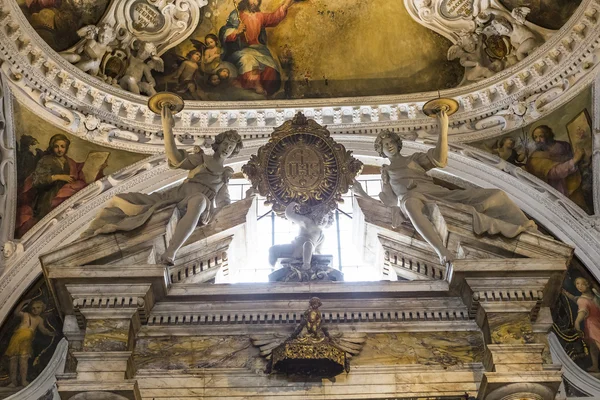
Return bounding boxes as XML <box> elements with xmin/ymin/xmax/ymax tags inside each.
<box><xmin>219</xmin><ymin>176</ymin><xmax>382</xmax><ymax>284</ymax></box>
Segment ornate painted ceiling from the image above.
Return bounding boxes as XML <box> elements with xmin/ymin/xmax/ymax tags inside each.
<box><xmin>0</xmin><ymin>0</ymin><xmax>599</xmax><ymax>396</ymax></box>
<box><xmin>14</xmin><ymin>0</ymin><xmax>582</xmax><ymax>100</ymax></box>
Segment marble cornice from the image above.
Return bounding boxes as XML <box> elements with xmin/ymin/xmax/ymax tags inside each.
<box><xmin>0</xmin><ymin>0</ymin><xmax>599</xmax><ymax>151</ymax></box>
<box><xmin>142</xmin><ymin>295</ymin><xmax>476</xmax><ymax>335</ymax></box>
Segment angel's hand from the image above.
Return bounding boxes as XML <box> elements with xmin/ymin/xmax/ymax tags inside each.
<box><xmin>436</xmin><ymin>109</ymin><xmax>449</xmax><ymax>128</ymax></box>
<box><xmin>222</xmin><ymin>167</ymin><xmax>234</xmax><ymax>183</ymax></box>
<box><xmin>161</xmin><ymin>105</ymin><xmax>175</xmax><ymax>128</ymax></box>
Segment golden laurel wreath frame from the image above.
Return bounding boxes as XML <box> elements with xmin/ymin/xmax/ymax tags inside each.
<box><xmin>242</xmin><ymin>112</ymin><xmax>363</xmax><ymax>214</ymax></box>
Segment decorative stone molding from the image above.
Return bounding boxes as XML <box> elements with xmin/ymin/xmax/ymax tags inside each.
<box><xmin>69</xmin><ymin>392</ymin><xmax>130</xmax><ymax>400</ymax></box>
<box><xmin>102</xmin><ymin>0</ymin><xmax>209</xmax><ymax>56</ymax></box>
<box><xmin>451</xmin><ymin>259</ymin><xmax>570</xmax><ymax>323</ymax></box>
<box><xmin>168</xmin><ymin>235</ymin><xmax>232</xmax><ymax>284</ymax></box>
<box><xmin>0</xmin><ymin>73</ymin><xmax>16</xmax><ymax>272</ymax></box>
<box><xmin>68</xmin><ymin>283</ymin><xmax>153</xmax><ymax>330</ymax></box>
<box><xmin>379</xmin><ymin>235</ymin><xmax>446</xmax><ymax>281</ymax></box>
<box><xmin>145</xmin><ymin>297</ymin><xmax>472</xmax><ymax>331</ymax></box>
<box><xmin>481</xmin><ymin>380</ymin><xmax>559</xmax><ymax>400</ymax></box>
<box><xmin>404</xmin><ymin>0</ymin><xmax>553</xmax><ymax>43</ymax></box>
<box><xmin>0</xmin><ymin>0</ymin><xmax>599</xmax><ymax>145</ymax></box>
<box><xmin>0</xmin><ymin>133</ymin><xmax>596</xmax><ymax>398</ymax></box>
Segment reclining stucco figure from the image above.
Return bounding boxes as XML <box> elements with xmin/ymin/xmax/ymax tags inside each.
<box><xmin>82</xmin><ymin>105</ymin><xmax>242</xmax><ymax>265</ymax></box>
<box><xmin>352</xmin><ymin>110</ymin><xmax>537</xmax><ymax>265</ymax></box>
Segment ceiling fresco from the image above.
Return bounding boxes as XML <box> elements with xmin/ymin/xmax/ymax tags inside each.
<box><xmin>157</xmin><ymin>0</ymin><xmax>464</xmax><ymax>100</ymax></box>
<box><xmin>498</xmin><ymin>0</ymin><xmax>582</xmax><ymax>30</ymax></box>
<box><xmin>17</xmin><ymin>0</ymin><xmax>110</xmax><ymax>52</ymax></box>
<box><xmin>14</xmin><ymin>0</ymin><xmax>584</xmax><ymax>101</ymax></box>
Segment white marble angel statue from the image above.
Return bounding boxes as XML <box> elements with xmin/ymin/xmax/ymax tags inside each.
<box><xmin>352</xmin><ymin>110</ymin><xmax>537</xmax><ymax>265</ymax></box>
<box><xmin>82</xmin><ymin>106</ymin><xmax>242</xmax><ymax>265</ymax></box>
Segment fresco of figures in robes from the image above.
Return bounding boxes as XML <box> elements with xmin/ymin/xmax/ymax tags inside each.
<box><xmin>0</xmin><ymin>279</ymin><xmax>61</xmax><ymax>399</ymax></box>
<box><xmin>154</xmin><ymin>0</ymin><xmax>467</xmax><ymax>101</ymax></box>
<box><xmin>16</xmin><ymin>0</ymin><xmax>110</xmax><ymax>52</ymax></box>
<box><xmin>472</xmin><ymin>88</ymin><xmax>594</xmax><ymax>215</ymax></box>
<box><xmin>553</xmin><ymin>258</ymin><xmax>600</xmax><ymax>378</ymax></box>
<box><xmin>13</xmin><ymin>101</ymin><xmax>148</xmax><ymax>238</ymax></box>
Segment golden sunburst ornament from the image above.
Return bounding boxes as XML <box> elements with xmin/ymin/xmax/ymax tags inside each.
<box><xmin>243</xmin><ymin>112</ymin><xmax>363</xmax><ymax>214</ymax></box>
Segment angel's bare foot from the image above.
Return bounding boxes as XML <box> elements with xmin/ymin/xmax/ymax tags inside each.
<box><xmin>439</xmin><ymin>249</ymin><xmax>454</xmax><ymax>266</ymax></box>
<box><xmin>588</xmin><ymin>366</ymin><xmax>600</xmax><ymax>373</ymax></box>
<box><xmin>160</xmin><ymin>253</ymin><xmax>175</xmax><ymax>266</ymax></box>
<box><xmin>301</xmin><ymin>262</ymin><xmax>312</xmax><ymax>271</ymax></box>
<box><xmin>21</xmin><ymin>380</ymin><xmax>29</xmax><ymax>387</ymax></box>
<box><xmin>7</xmin><ymin>383</ymin><xmax>15</xmax><ymax>388</ymax></box>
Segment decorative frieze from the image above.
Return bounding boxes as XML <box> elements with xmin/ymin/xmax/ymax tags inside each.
<box><xmin>0</xmin><ymin>0</ymin><xmax>599</xmax><ymax>146</ymax></box>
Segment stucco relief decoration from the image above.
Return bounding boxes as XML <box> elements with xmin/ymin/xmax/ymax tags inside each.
<box><xmin>406</xmin><ymin>0</ymin><xmax>553</xmax><ymax>84</ymax></box>
<box><xmin>242</xmin><ymin>112</ymin><xmax>362</xmax><ymax>215</ymax></box>
<box><xmin>58</xmin><ymin>0</ymin><xmax>207</xmax><ymax>91</ymax></box>
<box><xmin>113</xmin><ymin>0</ymin><xmax>208</xmax><ymax>55</ymax></box>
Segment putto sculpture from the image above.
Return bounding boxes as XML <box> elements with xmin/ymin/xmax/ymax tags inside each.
<box><xmin>61</xmin><ymin>23</ymin><xmax>117</xmax><ymax>77</ymax></box>
<box><xmin>352</xmin><ymin>99</ymin><xmax>537</xmax><ymax>265</ymax></box>
<box><xmin>119</xmin><ymin>41</ymin><xmax>164</xmax><ymax>96</ymax></box>
<box><xmin>243</xmin><ymin>112</ymin><xmax>362</xmax><ymax>281</ymax></box>
<box><xmin>268</xmin><ymin>202</ymin><xmax>333</xmax><ymax>271</ymax></box>
<box><xmin>82</xmin><ymin>93</ymin><xmax>242</xmax><ymax>265</ymax></box>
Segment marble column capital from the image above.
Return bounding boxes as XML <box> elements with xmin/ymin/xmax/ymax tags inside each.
<box><xmin>478</xmin><ymin>374</ymin><xmax>562</xmax><ymax>400</ymax></box>
<box><xmin>450</xmin><ymin>259</ymin><xmax>567</xmax><ymax>326</ymax></box>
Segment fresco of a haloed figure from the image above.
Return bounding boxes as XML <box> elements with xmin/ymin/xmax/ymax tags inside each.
<box><xmin>472</xmin><ymin>88</ymin><xmax>594</xmax><ymax>214</ymax></box>
<box><xmin>553</xmin><ymin>259</ymin><xmax>600</xmax><ymax>377</ymax></box>
<box><xmin>0</xmin><ymin>278</ymin><xmax>61</xmax><ymax>397</ymax></box>
<box><xmin>13</xmin><ymin>101</ymin><xmax>148</xmax><ymax>238</ymax></box>
<box><xmin>16</xmin><ymin>0</ymin><xmax>110</xmax><ymax>52</ymax></box>
<box><xmin>155</xmin><ymin>0</ymin><xmax>465</xmax><ymax>101</ymax></box>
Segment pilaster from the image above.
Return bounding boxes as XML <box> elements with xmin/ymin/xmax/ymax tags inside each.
<box><xmin>451</xmin><ymin>259</ymin><xmax>568</xmax><ymax>400</ymax></box>
<box><xmin>53</xmin><ymin>282</ymin><xmax>157</xmax><ymax>400</ymax></box>
<box><xmin>43</xmin><ymin>262</ymin><xmax>166</xmax><ymax>400</ymax></box>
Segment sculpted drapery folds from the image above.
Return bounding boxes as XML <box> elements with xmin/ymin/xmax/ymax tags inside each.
<box><xmin>352</xmin><ymin>111</ymin><xmax>537</xmax><ymax>265</ymax></box>
<box><xmin>82</xmin><ymin>106</ymin><xmax>242</xmax><ymax>265</ymax></box>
